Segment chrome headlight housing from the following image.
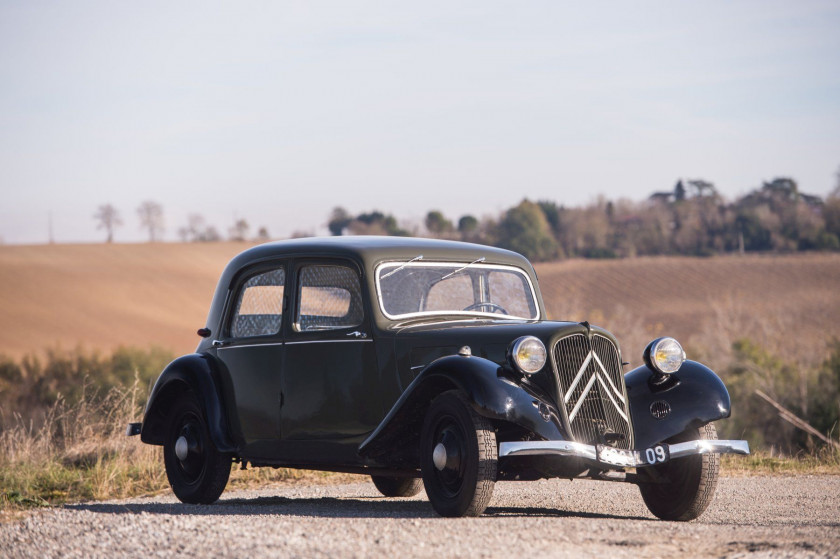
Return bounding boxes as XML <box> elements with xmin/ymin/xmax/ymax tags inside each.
<box><xmin>509</xmin><ymin>336</ymin><xmax>547</xmax><ymax>375</ymax></box>
<box><xmin>643</xmin><ymin>337</ymin><xmax>686</xmax><ymax>374</ymax></box>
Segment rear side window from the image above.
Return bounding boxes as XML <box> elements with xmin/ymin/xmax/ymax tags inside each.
<box><xmin>296</xmin><ymin>265</ymin><xmax>363</xmax><ymax>332</ymax></box>
<box><xmin>231</xmin><ymin>268</ymin><xmax>285</xmax><ymax>338</ymax></box>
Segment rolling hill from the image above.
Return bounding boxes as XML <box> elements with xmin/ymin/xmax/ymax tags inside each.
<box><xmin>1</xmin><ymin>242</ymin><xmax>838</xmax><ymax>366</ymax></box>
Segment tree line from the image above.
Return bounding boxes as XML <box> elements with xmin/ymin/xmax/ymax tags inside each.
<box><xmin>93</xmin><ymin>201</ymin><xmax>270</xmax><ymax>243</ymax></box>
<box><xmin>327</xmin><ymin>174</ymin><xmax>840</xmax><ymax>261</ymax></box>
<box><xmin>93</xmin><ymin>171</ymin><xmax>840</xmax><ymax>259</ymax></box>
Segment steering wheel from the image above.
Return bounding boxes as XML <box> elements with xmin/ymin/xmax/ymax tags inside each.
<box><xmin>463</xmin><ymin>302</ymin><xmax>509</xmax><ymax>315</ymax></box>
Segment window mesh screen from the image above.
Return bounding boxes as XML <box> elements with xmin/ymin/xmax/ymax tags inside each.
<box><xmin>297</xmin><ymin>265</ymin><xmax>363</xmax><ymax>331</ymax></box>
<box><xmin>231</xmin><ymin>269</ymin><xmax>285</xmax><ymax>338</ymax></box>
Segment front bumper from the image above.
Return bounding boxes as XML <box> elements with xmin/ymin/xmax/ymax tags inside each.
<box><xmin>499</xmin><ymin>439</ymin><xmax>750</xmax><ymax>468</ymax></box>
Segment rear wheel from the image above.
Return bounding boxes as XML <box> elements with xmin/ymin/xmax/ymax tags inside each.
<box><xmin>638</xmin><ymin>422</ymin><xmax>720</xmax><ymax>521</ymax></box>
<box><xmin>370</xmin><ymin>475</ymin><xmax>423</xmax><ymax>497</ymax></box>
<box><xmin>163</xmin><ymin>394</ymin><xmax>232</xmax><ymax>504</ymax></box>
<box><xmin>420</xmin><ymin>390</ymin><xmax>497</xmax><ymax>517</ymax></box>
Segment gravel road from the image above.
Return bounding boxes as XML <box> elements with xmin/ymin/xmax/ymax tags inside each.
<box><xmin>2</xmin><ymin>475</ymin><xmax>839</xmax><ymax>558</ymax></box>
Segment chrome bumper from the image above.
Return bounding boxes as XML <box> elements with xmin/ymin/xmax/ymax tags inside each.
<box><xmin>499</xmin><ymin>439</ymin><xmax>750</xmax><ymax>468</ymax></box>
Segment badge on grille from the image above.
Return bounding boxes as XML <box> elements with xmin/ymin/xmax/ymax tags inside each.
<box><xmin>650</xmin><ymin>400</ymin><xmax>671</xmax><ymax>420</ymax></box>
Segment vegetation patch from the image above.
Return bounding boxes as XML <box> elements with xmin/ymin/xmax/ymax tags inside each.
<box><xmin>1</xmin><ymin>343</ymin><xmax>838</xmax><ymax>516</ymax></box>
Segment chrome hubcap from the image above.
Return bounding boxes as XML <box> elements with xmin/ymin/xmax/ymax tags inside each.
<box><xmin>433</xmin><ymin>442</ymin><xmax>448</xmax><ymax>471</ymax></box>
<box><xmin>175</xmin><ymin>435</ymin><xmax>189</xmax><ymax>461</ymax></box>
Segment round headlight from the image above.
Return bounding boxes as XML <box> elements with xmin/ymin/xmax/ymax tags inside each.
<box><xmin>510</xmin><ymin>336</ymin><xmax>547</xmax><ymax>375</ymax></box>
<box><xmin>644</xmin><ymin>337</ymin><xmax>686</xmax><ymax>374</ymax></box>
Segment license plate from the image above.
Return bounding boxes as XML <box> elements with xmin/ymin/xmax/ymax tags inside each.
<box><xmin>642</xmin><ymin>444</ymin><xmax>670</xmax><ymax>465</ymax></box>
<box><xmin>595</xmin><ymin>444</ymin><xmax>670</xmax><ymax>467</ymax></box>
<box><xmin>596</xmin><ymin>445</ymin><xmax>637</xmax><ymax>467</ymax></box>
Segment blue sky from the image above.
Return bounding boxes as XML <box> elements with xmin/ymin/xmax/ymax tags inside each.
<box><xmin>1</xmin><ymin>1</ymin><xmax>839</xmax><ymax>244</ymax></box>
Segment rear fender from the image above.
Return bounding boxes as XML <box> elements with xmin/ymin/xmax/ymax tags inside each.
<box><xmin>140</xmin><ymin>354</ymin><xmax>238</xmax><ymax>453</ymax></box>
<box><xmin>625</xmin><ymin>360</ymin><xmax>731</xmax><ymax>449</ymax></box>
<box><xmin>358</xmin><ymin>355</ymin><xmax>565</xmax><ymax>458</ymax></box>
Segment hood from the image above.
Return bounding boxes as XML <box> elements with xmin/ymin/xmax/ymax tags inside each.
<box><xmin>390</xmin><ymin>317</ymin><xmax>622</xmax><ymax>394</ymax></box>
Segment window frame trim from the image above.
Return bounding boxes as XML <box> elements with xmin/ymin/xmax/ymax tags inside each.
<box><xmin>223</xmin><ymin>261</ymin><xmax>289</xmax><ymax>342</ymax></box>
<box><xmin>291</xmin><ymin>259</ymin><xmax>367</xmax><ymax>335</ymax></box>
<box><xmin>374</xmin><ymin>260</ymin><xmax>541</xmax><ymax>321</ymax></box>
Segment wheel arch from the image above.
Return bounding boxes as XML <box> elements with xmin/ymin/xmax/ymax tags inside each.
<box><xmin>140</xmin><ymin>353</ymin><xmax>238</xmax><ymax>453</ymax></box>
<box><xmin>358</xmin><ymin>355</ymin><xmax>565</xmax><ymax>461</ymax></box>
<box><xmin>625</xmin><ymin>360</ymin><xmax>731</xmax><ymax>450</ymax></box>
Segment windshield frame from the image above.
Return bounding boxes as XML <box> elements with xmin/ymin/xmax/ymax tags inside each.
<box><xmin>374</xmin><ymin>260</ymin><xmax>541</xmax><ymax>321</ymax></box>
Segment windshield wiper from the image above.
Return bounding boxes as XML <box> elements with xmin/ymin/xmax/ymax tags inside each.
<box><xmin>440</xmin><ymin>257</ymin><xmax>485</xmax><ymax>280</ymax></box>
<box><xmin>381</xmin><ymin>255</ymin><xmax>423</xmax><ymax>279</ymax></box>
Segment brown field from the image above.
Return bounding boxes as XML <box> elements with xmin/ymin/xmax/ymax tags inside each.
<box><xmin>1</xmin><ymin>243</ymin><xmax>838</xmax><ymax>367</ymax></box>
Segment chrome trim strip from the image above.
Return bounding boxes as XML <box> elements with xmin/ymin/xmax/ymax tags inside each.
<box><xmin>567</xmin><ymin>372</ymin><xmax>598</xmax><ymax>422</ymax></box>
<box><xmin>285</xmin><ymin>339</ymin><xmax>373</xmax><ymax>345</ymax></box>
<box><xmin>374</xmin><ymin>261</ymin><xmax>541</xmax><ymax>321</ymax></box>
<box><xmin>668</xmin><ymin>439</ymin><xmax>751</xmax><ymax>459</ymax></box>
<box><xmin>217</xmin><ymin>342</ymin><xmax>285</xmax><ymax>350</ymax></box>
<box><xmin>564</xmin><ymin>352</ymin><xmax>592</xmax><ymax>403</ymax></box>
<box><xmin>596</xmin><ymin>374</ymin><xmax>629</xmax><ymax>422</ymax></box>
<box><xmin>499</xmin><ymin>439</ymin><xmax>750</xmax><ymax>465</ymax></box>
<box><xmin>499</xmin><ymin>440</ymin><xmax>598</xmax><ymax>461</ymax></box>
<box><xmin>592</xmin><ymin>351</ymin><xmax>625</xmax><ymax>402</ymax></box>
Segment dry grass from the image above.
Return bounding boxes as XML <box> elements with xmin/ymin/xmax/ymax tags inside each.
<box><xmin>0</xmin><ymin>379</ymin><xmax>360</xmax><ymax>515</ymax></box>
<box><xmin>0</xmin><ymin>380</ymin><xmax>166</xmax><ymax>512</ymax></box>
<box><xmin>0</xmin><ymin>377</ymin><xmax>834</xmax><ymax>518</ymax></box>
<box><xmin>722</xmin><ymin>448</ymin><xmax>840</xmax><ymax>476</ymax></box>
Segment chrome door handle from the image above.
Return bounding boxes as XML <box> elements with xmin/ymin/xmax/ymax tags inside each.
<box><xmin>347</xmin><ymin>331</ymin><xmax>367</xmax><ymax>339</ymax></box>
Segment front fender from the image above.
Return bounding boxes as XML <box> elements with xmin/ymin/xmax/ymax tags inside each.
<box><xmin>625</xmin><ymin>360</ymin><xmax>731</xmax><ymax>449</ymax></box>
<box><xmin>140</xmin><ymin>353</ymin><xmax>238</xmax><ymax>453</ymax></box>
<box><xmin>358</xmin><ymin>355</ymin><xmax>565</xmax><ymax>458</ymax></box>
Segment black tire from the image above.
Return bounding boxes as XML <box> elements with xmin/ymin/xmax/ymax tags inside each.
<box><xmin>638</xmin><ymin>422</ymin><xmax>720</xmax><ymax>521</ymax></box>
<box><xmin>163</xmin><ymin>394</ymin><xmax>232</xmax><ymax>504</ymax></box>
<box><xmin>370</xmin><ymin>475</ymin><xmax>423</xmax><ymax>497</ymax></box>
<box><xmin>420</xmin><ymin>390</ymin><xmax>497</xmax><ymax>517</ymax></box>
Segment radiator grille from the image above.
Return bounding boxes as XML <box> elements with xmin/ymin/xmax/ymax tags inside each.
<box><xmin>552</xmin><ymin>334</ymin><xmax>633</xmax><ymax>449</ymax></box>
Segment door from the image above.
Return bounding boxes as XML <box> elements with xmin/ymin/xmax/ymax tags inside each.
<box><xmin>214</xmin><ymin>265</ymin><xmax>286</xmax><ymax>446</ymax></box>
<box><xmin>281</xmin><ymin>260</ymin><xmax>383</xmax><ymax>442</ymax></box>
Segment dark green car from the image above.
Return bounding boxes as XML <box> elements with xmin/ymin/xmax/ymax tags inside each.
<box><xmin>129</xmin><ymin>236</ymin><xmax>748</xmax><ymax>518</ymax></box>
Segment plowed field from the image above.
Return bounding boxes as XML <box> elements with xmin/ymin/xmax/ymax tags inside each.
<box><xmin>1</xmin><ymin>243</ymin><xmax>838</xmax><ymax>364</ymax></box>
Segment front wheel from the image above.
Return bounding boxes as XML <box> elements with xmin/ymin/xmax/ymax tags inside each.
<box><xmin>420</xmin><ymin>390</ymin><xmax>497</xmax><ymax>517</ymax></box>
<box><xmin>371</xmin><ymin>475</ymin><xmax>423</xmax><ymax>497</ymax></box>
<box><xmin>163</xmin><ymin>394</ymin><xmax>232</xmax><ymax>504</ymax></box>
<box><xmin>638</xmin><ymin>422</ymin><xmax>720</xmax><ymax>521</ymax></box>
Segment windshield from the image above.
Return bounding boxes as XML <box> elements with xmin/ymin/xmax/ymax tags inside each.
<box><xmin>375</xmin><ymin>261</ymin><xmax>540</xmax><ymax>320</ymax></box>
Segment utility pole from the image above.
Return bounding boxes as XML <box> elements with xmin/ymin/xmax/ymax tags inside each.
<box><xmin>49</xmin><ymin>211</ymin><xmax>55</xmax><ymax>244</ymax></box>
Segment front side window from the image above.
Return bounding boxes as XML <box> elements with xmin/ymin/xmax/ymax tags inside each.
<box><xmin>296</xmin><ymin>264</ymin><xmax>363</xmax><ymax>332</ymax></box>
<box><xmin>230</xmin><ymin>268</ymin><xmax>285</xmax><ymax>338</ymax></box>
<box><xmin>376</xmin><ymin>261</ymin><xmax>539</xmax><ymax>320</ymax></box>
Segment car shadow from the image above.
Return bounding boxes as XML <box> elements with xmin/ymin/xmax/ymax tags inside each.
<box><xmin>65</xmin><ymin>495</ymin><xmax>650</xmax><ymax>521</ymax></box>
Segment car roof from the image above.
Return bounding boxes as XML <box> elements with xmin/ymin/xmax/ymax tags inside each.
<box><xmin>228</xmin><ymin>236</ymin><xmax>533</xmax><ymax>270</ymax></box>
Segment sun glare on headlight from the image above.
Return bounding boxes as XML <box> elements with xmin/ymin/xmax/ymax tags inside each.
<box><xmin>510</xmin><ymin>336</ymin><xmax>547</xmax><ymax>374</ymax></box>
<box><xmin>645</xmin><ymin>337</ymin><xmax>686</xmax><ymax>374</ymax></box>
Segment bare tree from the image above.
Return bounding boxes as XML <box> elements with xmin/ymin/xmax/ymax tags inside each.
<box><xmin>137</xmin><ymin>201</ymin><xmax>165</xmax><ymax>242</ymax></box>
<box><xmin>255</xmin><ymin>226</ymin><xmax>271</xmax><ymax>242</ymax></box>
<box><xmin>229</xmin><ymin>218</ymin><xmax>250</xmax><ymax>242</ymax></box>
<box><xmin>93</xmin><ymin>204</ymin><xmax>123</xmax><ymax>243</ymax></box>
<box><xmin>178</xmin><ymin>213</ymin><xmax>206</xmax><ymax>242</ymax></box>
